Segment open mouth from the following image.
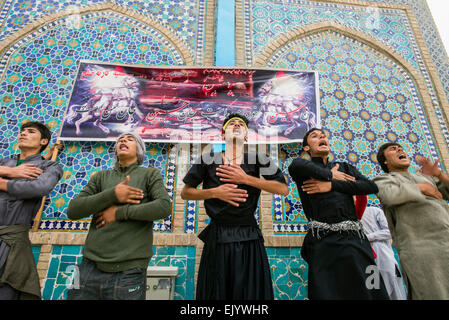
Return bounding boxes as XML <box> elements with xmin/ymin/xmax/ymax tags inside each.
<box><xmin>119</xmin><ymin>144</ymin><xmax>129</xmax><ymax>150</ymax></box>
<box><xmin>398</xmin><ymin>154</ymin><xmax>407</xmax><ymax>160</ymax></box>
<box><xmin>318</xmin><ymin>141</ymin><xmax>327</xmax><ymax>147</ymax></box>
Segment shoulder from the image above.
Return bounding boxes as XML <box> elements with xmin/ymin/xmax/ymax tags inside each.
<box><xmin>0</xmin><ymin>157</ymin><xmax>15</xmax><ymax>166</ymax></box>
<box><xmin>138</xmin><ymin>166</ymin><xmax>164</xmax><ymax>178</ymax></box>
<box><xmin>373</xmin><ymin>172</ymin><xmax>401</xmax><ymax>182</ymax></box>
<box><xmin>288</xmin><ymin>156</ymin><xmax>309</xmax><ymax>166</ymax></box>
<box><xmin>42</xmin><ymin>159</ymin><xmax>63</xmax><ymax>172</ymax></box>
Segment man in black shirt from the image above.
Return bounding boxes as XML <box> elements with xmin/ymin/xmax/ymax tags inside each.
<box><xmin>181</xmin><ymin>113</ymin><xmax>288</xmax><ymax>300</ymax></box>
<box><xmin>288</xmin><ymin>128</ymin><xmax>389</xmax><ymax>300</ymax></box>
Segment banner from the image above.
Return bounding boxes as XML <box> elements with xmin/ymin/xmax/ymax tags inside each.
<box><xmin>59</xmin><ymin>61</ymin><xmax>320</xmax><ymax>143</ymax></box>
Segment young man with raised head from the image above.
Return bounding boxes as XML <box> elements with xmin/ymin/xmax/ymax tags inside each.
<box><xmin>66</xmin><ymin>132</ymin><xmax>171</xmax><ymax>300</ymax></box>
<box><xmin>181</xmin><ymin>113</ymin><xmax>288</xmax><ymax>300</ymax></box>
<box><xmin>288</xmin><ymin>128</ymin><xmax>389</xmax><ymax>300</ymax></box>
<box><xmin>373</xmin><ymin>142</ymin><xmax>449</xmax><ymax>299</ymax></box>
<box><xmin>0</xmin><ymin>121</ymin><xmax>63</xmax><ymax>299</ymax></box>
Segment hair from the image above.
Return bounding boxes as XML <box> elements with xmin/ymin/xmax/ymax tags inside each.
<box><xmin>376</xmin><ymin>142</ymin><xmax>402</xmax><ymax>173</ymax></box>
<box><xmin>302</xmin><ymin>128</ymin><xmax>325</xmax><ymax>150</ymax></box>
<box><xmin>20</xmin><ymin>121</ymin><xmax>52</xmax><ymax>152</ymax></box>
<box><xmin>222</xmin><ymin>113</ymin><xmax>250</xmax><ymax>133</ymax></box>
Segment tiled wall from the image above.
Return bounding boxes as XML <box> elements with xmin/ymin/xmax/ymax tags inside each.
<box><xmin>267</xmin><ymin>247</ymin><xmax>308</xmax><ymax>300</ymax></box>
<box><xmin>1</xmin><ymin>0</ymin><xmax>448</xmax><ymax>300</ymax></box>
<box><xmin>41</xmin><ymin>245</ymin><xmax>196</xmax><ymax>300</ymax></box>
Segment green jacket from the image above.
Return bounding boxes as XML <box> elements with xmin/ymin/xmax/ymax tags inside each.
<box><xmin>67</xmin><ymin>162</ymin><xmax>171</xmax><ymax>272</ymax></box>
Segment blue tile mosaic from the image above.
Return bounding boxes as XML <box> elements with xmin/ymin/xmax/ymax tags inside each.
<box><xmin>32</xmin><ymin>245</ymin><xmax>41</xmax><ymax>265</ymax></box>
<box><xmin>42</xmin><ymin>245</ymin><xmax>195</xmax><ymax>300</ymax></box>
<box><xmin>1</xmin><ymin>0</ymin><xmax>449</xmax><ymax>301</ymax></box>
<box><xmin>0</xmin><ymin>0</ymin><xmax>210</xmax><ymax>64</ymax></box>
<box><xmin>266</xmin><ymin>247</ymin><xmax>308</xmax><ymax>300</ymax></box>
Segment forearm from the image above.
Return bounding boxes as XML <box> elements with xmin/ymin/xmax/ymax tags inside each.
<box><xmin>246</xmin><ymin>175</ymin><xmax>288</xmax><ymax>195</ymax></box>
<box><xmin>374</xmin><ymin>177</ymin><xmax>426</xmax><ymax>206</ymax></box>
<box><xmin>332</xmin><ymin>179</ymin><xmax>378</xmax><ymax>195</ymax></box>
<box><xmin>0</xmin><ymin>166</ymin><xmax>11</xmax><ymax>178</ymax></box>
<box><xmin>0</xmin><ymin>178</ymin><xmax>7</xmax><ymax>191</ymax></box>
<box><xmin>115</xmin><ymin>197</ymin><xmax>172</xmax><ymax>222</ymax></box>
<box><xmin>6</xmin><ymin>165</ymin><xmax>62</xmax><ymax>199</ymax></box>
<box><xmin>181</xmin><ymin>185</ymin><xmax>216</xmax><ymax>200</ymax></box>
<box><xmin>117</xmin><ymin>173</ymin><xmax>172</xmax><ymax>221</ymax></box>
<box><xmin>366</xmin><ymin>229</ymin><xmax>391</xmax><ymax>242</ymax></box>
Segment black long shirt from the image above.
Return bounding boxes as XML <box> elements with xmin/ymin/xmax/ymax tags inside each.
<box><xmin>183</xmin><ymin>152</ymin><xmax>285</xmax><ymax>225</ymax></box>
<box><xmin>183</xmin><ymin>152</ymin><xmax>286</xmax><ymax>242</ymax></box>
<box><xmin>288</xmin><ymin>157</ymin><xmax>378</xmax><ymax>224</ymax></box>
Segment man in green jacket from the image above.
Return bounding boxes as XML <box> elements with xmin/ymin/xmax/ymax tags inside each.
<box><xmin>66</xmin><ymin>132</ymin><xmax>171</xmax><ymax>300</ymax></box>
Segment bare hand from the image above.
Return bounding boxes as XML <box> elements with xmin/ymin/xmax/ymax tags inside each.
<box><xmin>114</xmin><ymin>176</ymin><xmax>144</xmax><ymax>204</ymax></box>
<box><xmin>213</xmin><ymin>183</ymin><xmax>248</xmax><ymax>207</ymax></box>
<box><xmin>7</xmin><ymin>163</ymin><xmax>43</xmax><ymax>179</ymax></box>
<box><xmin>302</xmin><ymin>179</ymin><xmax>332</xmax><ymax>194</ymax></box>
<box><xmin>95</xmin><ymin>205</ymin><xmax>117</xmax><ymax>229</ymax></box>
<box><xmin>216</xmin><ymin>164</ymin><xmax>248</xmax><ymax>185</ymax></box>
<box><xmin>417</xmin><ymin>156</ymin><xmax>441</xmax><ymax>177</ymax></box>
<box><xmin>331</xmin><ymin>164</ymin><xmax>355</xmax><ymax>182</ymax></box>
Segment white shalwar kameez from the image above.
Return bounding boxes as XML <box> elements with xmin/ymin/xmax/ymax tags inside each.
<box><xmin>361</xmin><ymin>206</ymin><xmax>407</xmax><ymax>300</ymax></box>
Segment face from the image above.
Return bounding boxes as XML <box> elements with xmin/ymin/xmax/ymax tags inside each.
<box><xmin>304</xmin><ymin>130</ymin><xmax>330</xmax><ymax>156</ymax></box>
<box><xmin>383</xmin><ymin>144</ymin><xmax>410</xmax><ymax>172</ymax></box>
<box><xmin>222</xmin><ymin>118</ymin><xmax>248</xmax><ymax>143</ymax></box>
<box><xmin>116</xmin><ymin>135</ymin><xmax>138</xmax><ymax>161</ymax></box>
<box><xmin>18</xmin><ymin>126</ymin><xmax>47</xmax><ymax>152</ymax></box>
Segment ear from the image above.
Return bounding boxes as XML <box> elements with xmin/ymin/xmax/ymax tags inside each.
<box><xmin>304</xmin><ymin>145</ymin><xmax>310</xmax><ymax>152</ymax></box>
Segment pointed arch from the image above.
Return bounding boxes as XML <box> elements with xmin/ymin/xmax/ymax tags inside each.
<box><xmin>0</xmin><ymin>2</ymin><xmax>195</xmax><ymax>65</ymax></box>
<box><xmin>254</xmin><ymin>21</ymin><xmax>449</xmax><ymax>168</ymax></box>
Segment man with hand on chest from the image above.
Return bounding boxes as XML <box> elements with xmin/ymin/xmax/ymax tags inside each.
<box><xmin>67</xmin><ymin>132</ymin><xmax>171</xmax><ymax>300</ymax></box>
<box><xmin>181</xmin><ymin>113</ymin><xmax>288</xmax><ymax>300</ymax></box>
<box><xmin>0</xmin><ymin>121</ymin><xmax>62</xmax><ymax>299</ymax></box>
<box><xmin>288</xmin><ymin>128</ymin><xmax>389</xmax><ymax>300</ymax></box>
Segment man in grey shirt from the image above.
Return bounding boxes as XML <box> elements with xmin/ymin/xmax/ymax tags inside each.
<box><xmin>0</xmin><ymin>121</ymin><xmax>62</xmax><ymax>299</ymax></box>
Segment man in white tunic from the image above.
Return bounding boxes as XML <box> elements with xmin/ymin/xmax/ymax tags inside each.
<box><xmin>373</xmin><ymin>142</ymin><xmax>449</xmax><ymax>299</ymax></box>
<box><xmin>361</xmin><ymin>206</ymin><xmax>407</xmax><ymax>300</ymax></box>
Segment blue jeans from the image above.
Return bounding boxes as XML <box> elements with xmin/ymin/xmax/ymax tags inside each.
<box><xmin>66</xmin><ymin>258</ymin><xmax>146</xmax><ymax>300</ymax></box>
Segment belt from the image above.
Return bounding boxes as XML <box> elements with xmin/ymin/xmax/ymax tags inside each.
<box><xmin>307</xmin><ymin>220</ymin><xmax>365</xmax><ymax>239</ymax></box>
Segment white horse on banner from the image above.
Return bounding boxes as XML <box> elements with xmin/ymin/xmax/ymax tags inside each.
<box><xmin>66</xmin><ymin>77</ymin><xmax>144</xmax><ymax>135</ymax></box>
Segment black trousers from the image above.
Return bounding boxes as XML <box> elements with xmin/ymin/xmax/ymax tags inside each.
<box><xmin>196</xmin><ymin>238</ymin><xmax>274</xmax><ymax>300</ymax></box>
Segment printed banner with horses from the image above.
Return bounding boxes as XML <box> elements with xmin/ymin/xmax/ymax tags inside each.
<box><xmin>59</xmin><ymin>61</ymin><xmax>320</xmax><ymax>143</ymax></box>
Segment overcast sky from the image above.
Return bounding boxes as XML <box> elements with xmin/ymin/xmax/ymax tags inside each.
<box><xmin>427</xmin><ymin>0</ymin><xmax>449</xmax><ymax>55</ymax></box>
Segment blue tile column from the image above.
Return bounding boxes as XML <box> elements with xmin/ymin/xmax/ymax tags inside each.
<box><xmin>215</xmin><ymin>0</ymin><xmax>235</xmax><ymax>66</ymax></box>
